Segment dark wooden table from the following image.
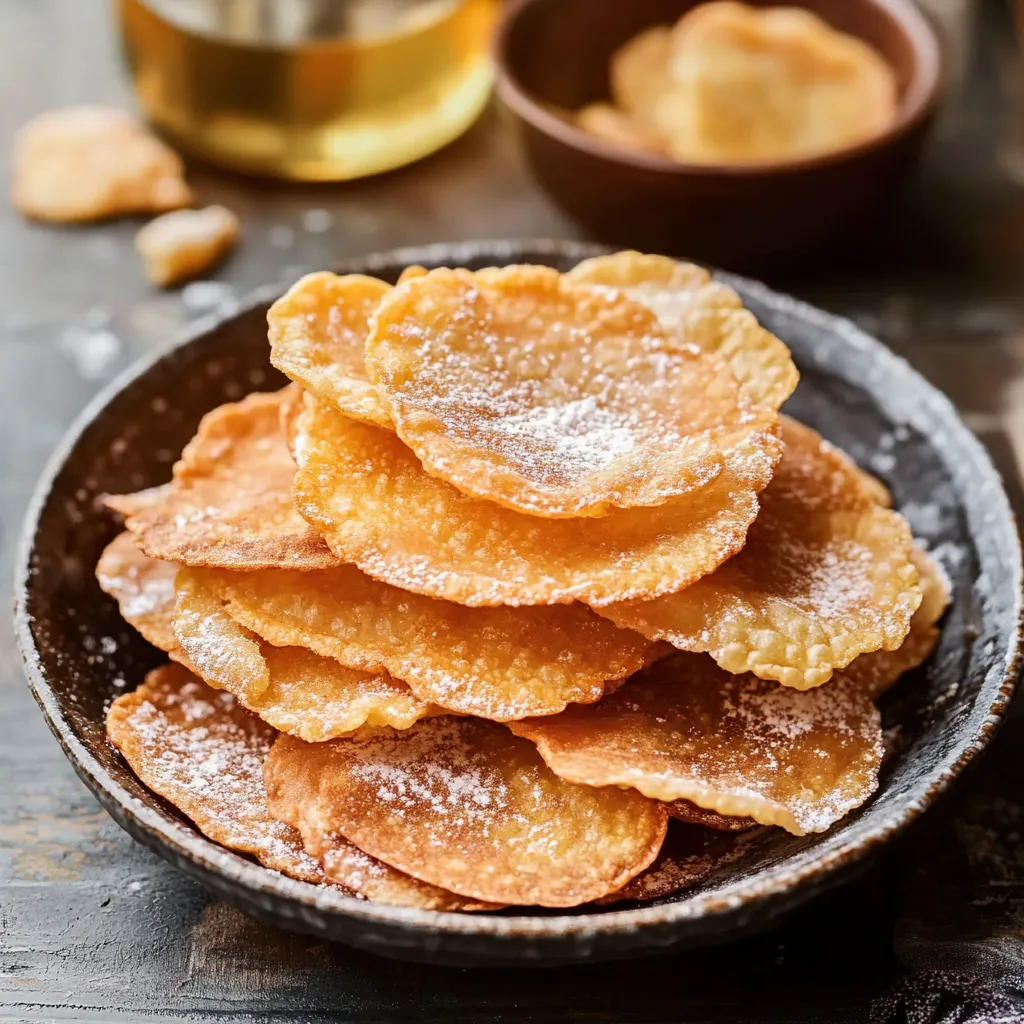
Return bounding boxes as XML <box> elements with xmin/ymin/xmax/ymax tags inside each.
<box><xmin>5</xmin><ymin>3</ymin><xmax>1024</xmax><ymax>1022</ymax></box>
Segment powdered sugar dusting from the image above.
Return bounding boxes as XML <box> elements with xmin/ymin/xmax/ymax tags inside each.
<box><xmin>107</xmin><ymin>666</ymin><xmax>323</xmax><ymax>883</ymax></box>
<box><xmin>367</xmin><ymin>265</ymin><xmax>771</xmax><ymax>516</ymax></box>
<box><xmin>270</xmin><ymin>716</ymin><xmax>665</xmax><ymax>906</ymax></box>
<box><xmin>603</xmin><ymin>417</ymin><xmax>920</xmax><ymax>689</ymax></box>
<box><xmin>96</xmin><ymin>532</ymin><xmax>179</xmax><ymax>652</ymax></box>
<box><xmin>514</xmin><ymin>651</ymin><xmax>882</xmax><ymax>835</ymax></box>
<box><xmin>484</xmin><ymin>396</ymin><xmax>639</xmax><ymax>475</ymax></box>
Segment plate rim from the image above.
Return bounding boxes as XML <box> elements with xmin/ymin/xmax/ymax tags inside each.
<box><xmin>14</xmin><ymin>238</ymin><xmax>1024</xmax><ymax>945</ymax></box>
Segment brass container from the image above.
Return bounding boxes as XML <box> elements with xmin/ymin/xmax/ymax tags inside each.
<box><xmin>117</xmin><ymin>0</ymin><xmax>498</xmax><ymax>180</ymax></box>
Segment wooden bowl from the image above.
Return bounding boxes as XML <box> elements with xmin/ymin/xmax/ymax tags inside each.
<box><xmin>15</xmin><ymin>240</ymin><xmax>1020</xmax><ymax>967</ymax></box>
<box><xmin>494</xmin><ymin>0</ymin><xmax>943</xmax><ymax>269</ymax></box>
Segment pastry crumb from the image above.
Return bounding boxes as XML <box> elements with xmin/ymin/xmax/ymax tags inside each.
<box><xmin>136</xmin><ymin>205</ymin><xmax>239</xmax><ymax>287</ymax></box>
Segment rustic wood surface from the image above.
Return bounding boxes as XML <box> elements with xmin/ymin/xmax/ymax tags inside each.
<box><xmin>4</xmin><ymin>2</ymin><xmax>1024</xmax><ymax>1021</ymax></box>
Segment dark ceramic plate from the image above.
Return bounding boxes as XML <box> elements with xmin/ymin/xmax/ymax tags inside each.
<box><xmin>15</xmin><ymin>240</ymin><xmax>1023</xmax><ymax>967</ymax></box>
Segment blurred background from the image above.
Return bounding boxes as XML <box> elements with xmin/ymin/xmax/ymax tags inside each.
<box><xmin>5</xmin><ymin>1</ymin><xmax>1024</xmax><ymax>1020</ymax></box>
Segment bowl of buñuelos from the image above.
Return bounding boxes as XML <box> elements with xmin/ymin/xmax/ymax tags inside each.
<box><xmin>16</xmin><ymin>240</ymin><xmax>1020</xmax><ymax>966</ymax></box>
<box><xmin>495</xmin><ymin>0</ymin><xmax>943</xmax><ymax>268</ymax></box>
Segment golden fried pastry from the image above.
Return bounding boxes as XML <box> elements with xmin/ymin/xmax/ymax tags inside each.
<box><xmin>178</xmin><ymin>564</ymin><xmax>657</xmax><ymax>722</ymax></box>
<box><xmin>11</xmin><ymin>106</ymin><xmax>192</xmax><ymax>222</ymax></box>
<box><xmin>102</xmin><ymin>482</ymin><xmax>172</xmax><ymax>517</ymax></box>
<box><xmin>843</xmin><ymin>546</ymin><xmax>950</xmax><ymax>701</ymax></box>
<box><xmin>107</xmin><ymin>389</ymin><xmax>341</xmax><ymax>570</ymax></box>
<box><xmin>567</xmin><ymin>251</ymin><xmax>798</xmax><ymax>410</ymax></box>
<box><xmin>263</xmin><ymin>718</ymin><xmax>668</xmax><ymax>906</ymax></box>
<box><xmin>268</xmin><ymin>272</ymin><xmax>393</xmax><ymax>428</ymax></box>
<box><xmin>310</xmin><ymin>830</ymin><xmax>502</xmax><ymax>911</ymax></box>
<box><xmin>106</xmin><ymin>665</ymin><xmax>326</xmax><ymax>884</ymax></box>
<box><xmin>136</xmin><ymin>205</ymin><xmax>239</xmax><ymax>287</ymax></box>
<box><xmin>293</xmin><ymin>400</ymin><xmax>763</xmax><ymax>607</ymax></box>
<box><xmin>248</xmin><ymin>648</ymin><xmax>433</xmax><ymax>743</ymax></box>
<box><xmin>97</xmin><ymin>253</ymin><xmax>951</xmax><ymax>911</ymax></box>
<box><xmin>364</xmin><ymin>265</ymin><xmax>781</xmax><ymax>517</ymax></box>
<box><xmin>173</xmin><ymin>568</ymin><xmax>435</xmax><ymax>740</ymax></box>
<box><xmin>610</xmin><ymin>26</ymin><xmax>676</xmax><ymax>126</ymax></box>
<box><xmin>108</xmin><ymin>666</ymin><xmax>475</xmax><ymax>906</ymax></box>
<box><xmin>659</xmin><ymin>3</ymin><xmax>898</xmax><ymax>164</ymax></box>
<box><xmin>279</xmin><ymin>380</ymin><xmax>307</xmax><ymax>458</ymax></box>
<box><xmin>576</xmin><ymin>104</ymin><xmax>668</xmax><ymax>156</ymax></box>
<box><xmin>510</xmin><ymin>650</ymin><xmax>883</xmax><ymax>836</ymax></box>
<box><xmin>269</xmin><ymin>752</ymin><xmax>503</xmax><ymax>911</ymax></box>
<box><xmin>598</xmin><ymin>821</ymin><xmax>753</xmax><ymax>904</ymax></box>
<box><xmin>99</xmin><ymin>533</ymin><xmax>432</xmax><ymax>741</ymax></box>
<box><xmin>397</xmin><ymin>265</ymin><xmax>429</xmax><ymax>284</ymax></box>
<box><xmin>173</xmin><ymin>566</ymin><xmax>270</xmax><ymax>702</ymax></box>
<box><xmin>600</xmin><ymin>418</ymin><xmax>921</xmax><ymax>688</ymax></box>
<box><xmin>97</xmin><ymin>531</ymin><xmax>180</xmax><ymax>655</ymax></box>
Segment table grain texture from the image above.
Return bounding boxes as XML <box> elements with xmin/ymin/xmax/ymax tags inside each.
<box><xmin>4</xmin><ymin>2</ymin><xmax>1024</xmax><ymax>1022</ymax></box>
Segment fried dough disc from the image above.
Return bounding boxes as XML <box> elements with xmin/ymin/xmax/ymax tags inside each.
<box><xmin>173</xmin><ymin>568</ymin><xmax>434</xmax><ymax>741</ymax></box>
<box><xmin>597</xmin><ymin>822</ymin><xmax>752</xmax><ymax>904</ymax></box>
<box><xmin>364</xmin><ymin>264</ymin><xmax>782</xmax><ymax>518</ymax></box>
<box><xmin>174</xmin><ymin>565</ymin><xmax>270</xmax><ymax>702</ymax></box>
<box><xmin>510</xmin><ymin>650</ymin><xmax>883</xmax><ymax>835</ymax></box>
<box><xmin>106</xmin><ymin>664</ymin><xmax>325</xmax><ymax>884</ymax></box>
<box><xmin>279</xmin><ymin>380</ymin><xmax>308</xmax><ymax>460</ymax></box>
<box><xmin>97</xmin><ymin>532</ymin><xmax>180</xmax><ymax>654</ymax></box>
<box><xmin>252</xmin><ymin>647</ymin><xmax>434</xmax><ymax>743</ymax></box>
<box><xmin>668</xmin><ymin>800</ymin><xmax>757</xmax><ymax>832</ymax></box>
<box><xmin>103</xmin><ymin>483</ymin><xmax>172</xmax><ymax>518</ymax></box>
<box><xmin>97</xmin><ymin>538</ymin><xmax>430</xmax><ymax>741</ymax></box>
<box><xmin>185</xmin><ymin>563</ymin><xmax>656</xmax><ymax>721</ymax></box>
<box><xmin>662</xmin><ymin>3</ymin><xmax>898</xmax><ymax>165</ymax></box>
<box><xmin>844</xmin><ymin>546</ymin><xmax>950</xmax><ymax>702</ymax></box>
<box><xmin>262</xmin><ymin>717</ymin><xmax>668</xmax><ymax>906</ymax></box>
<box><xmin>293</xmin><ymin>400</ymin><xmax>764</xmax><ymax>607</ymax></box>
<box><xmin>567</xmin><ymin>252</ymin><xmax>798</xmax><ymax>410</ymax></box>
<box><xmin>610</xmin><ymin>26</ymin><xmax>675</xmax><ymax>125</ymax></box>
<box><xmin>268</xmin><ymin>743</ymin><xmax>503</xmax><ymax>911</ymax></box>
<box><xmin>268</xmin><ymin>272</ymin><xmax>393</xmax><ymax>428</ymax></box>
<box><xmin>600</xmin><ymin>418</ymin><xmax>921</xmax><ymax>689</ymax></box>
<box><xmin>107</xmin><ymin>389</ymin><xmax>340</xmax><ymax>570</ymax></box>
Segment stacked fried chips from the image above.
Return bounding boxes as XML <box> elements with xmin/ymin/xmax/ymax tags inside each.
<box><xmin>101</xmin><ymin>251</ymin><xmax>949</xmax><ymax>910</ymax></box>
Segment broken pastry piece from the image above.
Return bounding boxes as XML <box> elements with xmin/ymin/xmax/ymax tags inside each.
<box><xmin>11</xmin><ymin>105</ymin><xmax>192</xmax><ymax>222</ymax></box>
<box><xmin>136</xmin><ymin>205</ymin><xmax>239</xmax><ymax>287</ymax></box>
